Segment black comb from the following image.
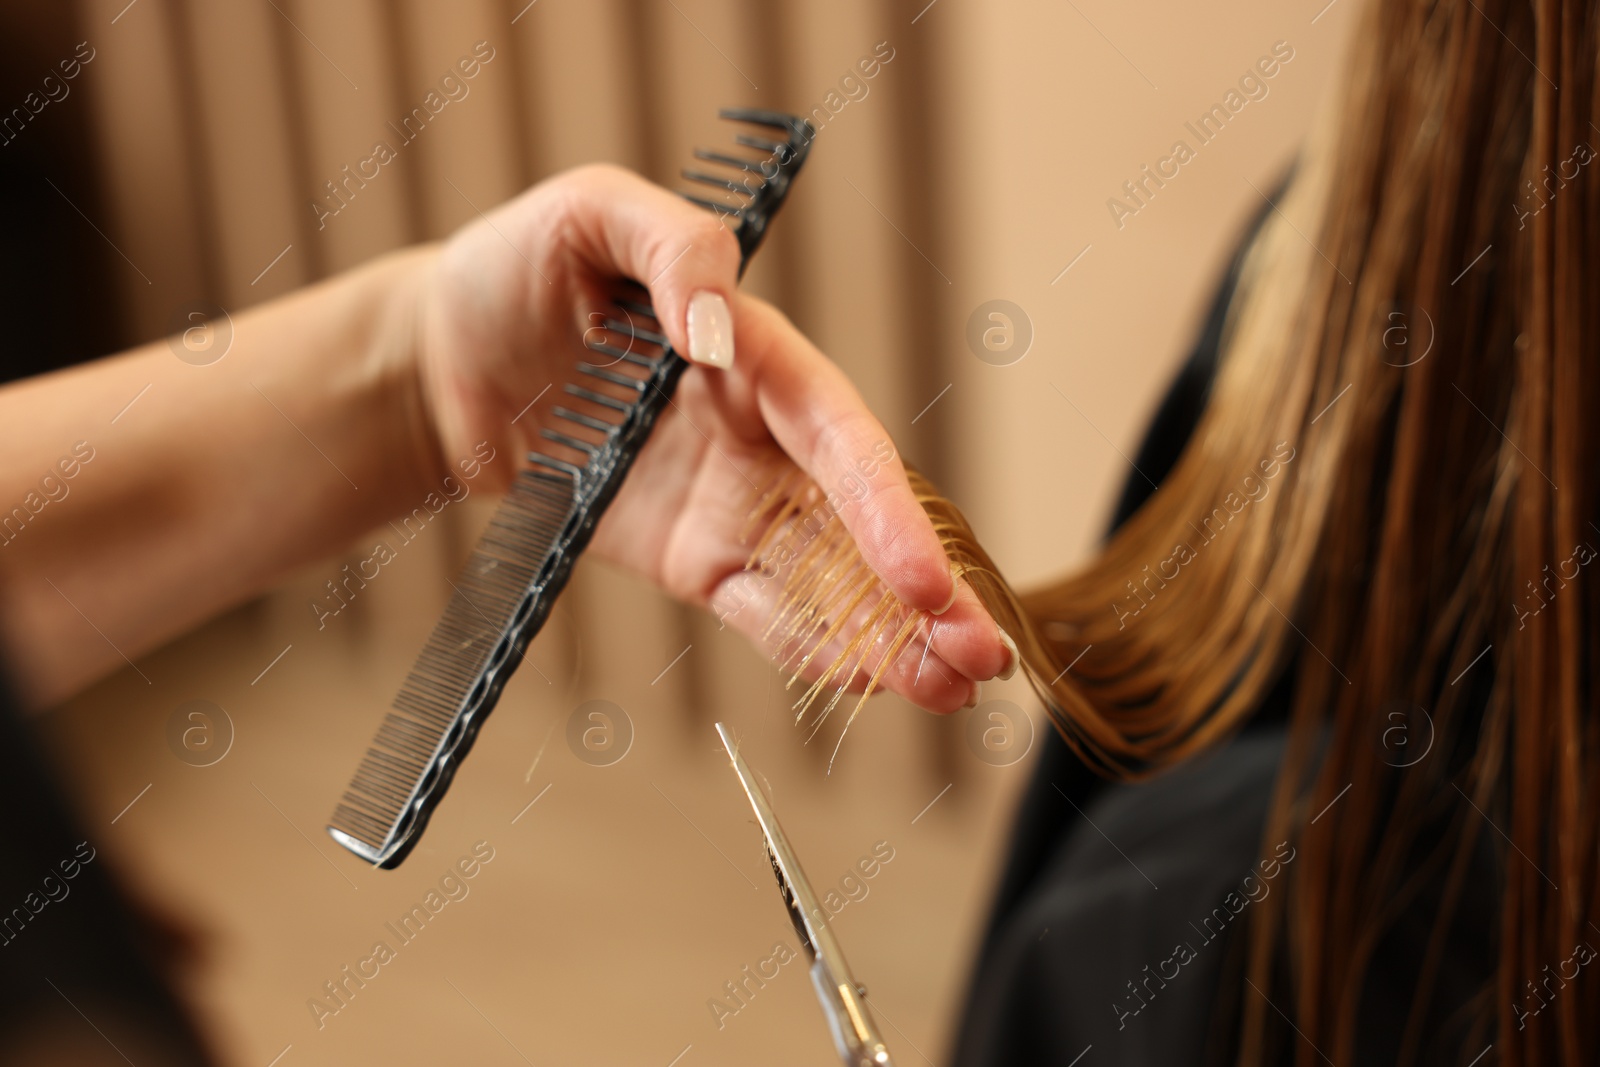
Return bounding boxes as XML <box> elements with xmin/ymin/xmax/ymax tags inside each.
<box><xmin>328</xmin><ymin>109</ymin><xmax>814</xmax><ymax>868</ymax></box>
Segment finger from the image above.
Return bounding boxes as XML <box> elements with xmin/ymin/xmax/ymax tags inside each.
<box><xmin>541</xmin><ymin>164</ymin><xmax>742</xmax><ymax>368</ymax></box>
<box><xmin>732</xmin><ymin>296</ymin><xmax>962</xmax><ymax>618</ymax></box>
<box><xmin>709</xmin><ymin>567</ymin><xmax>980</xmax><ymax>715</ymax></box>
<box><xmin>879</xmin><ymin>625</ymin><xmax>983</xmax><ymax>714</ymax></box>
<box><xmin>920</xmin><ymin>580</ymin><xmax>1015</xmax><ymax>683</ymax></box>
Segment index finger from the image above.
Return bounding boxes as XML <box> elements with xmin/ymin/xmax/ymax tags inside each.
<box><xmin>733</xmin><ymin>295</ymin><xmax>957</xmax><ymax>616</ymax></box>
<box><xmin>736</xmin><ymin>298</ymin><xmax>1011</xmax><ymax>684</ymax></box>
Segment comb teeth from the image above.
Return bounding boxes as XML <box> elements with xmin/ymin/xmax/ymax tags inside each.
<box><xmin>734</xmin><ymin>133</ymin><xmax>785</xmax><ymax>153</ymax></box>
<box><xmin>677</xmin><ymin>109</ymin><xmax>814</xmax><ymax>258</ymax></box>
<box><xmin>682</xmin><ymin>169</ymin><xmax>755</xmax><ymax>197</ymax></box>
<box><xmin>694</xmin><ymin>148</ymin><xmax>762</xmax><ymax>171</ymax></box>
<box><xmin>577</xmin><ymin>364</ymin><xmax>648</xmax><ymax>390</ymax></box>
<box><xmin>329</xmin><ymin>469</ymin><xmax>578</xmax><ymax>864</ymax></box>
<box><xmin>328</xmin><ymin>108</ymin><xmax>813</xmax><ymax>868</ymax></box>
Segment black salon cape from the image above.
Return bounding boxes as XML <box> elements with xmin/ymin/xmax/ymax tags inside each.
<box><xmin>949</xmin><ymin>217</ymin><xmax>1497</xmax><ymax>1065</ymax></box>
<box><xmin>948</xmin><ymin>225</ymin><xmax>1276</xmax><ymax>1066</ymax></box>
<box><xmin>0</xmin><ymin>683</ymin><xmax>214</xmax><ymax>1063</ymax></box>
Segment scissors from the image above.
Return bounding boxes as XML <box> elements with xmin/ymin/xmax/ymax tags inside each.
<box><xmin>715</xmin><ymin>723</ymin><xmax>895</xmax><ymax>1067</ymax></box>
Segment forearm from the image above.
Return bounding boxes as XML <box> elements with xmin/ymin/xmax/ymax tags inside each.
<box><xmin>0</xmin><ymin>245</ymin><xmax>445</xmax><ymax>708</ymax></box>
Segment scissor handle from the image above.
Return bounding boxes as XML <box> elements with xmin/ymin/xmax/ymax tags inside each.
<box><xmin>810</xmin><ymin>958</ymin><xmax>894</xmax><ymax>1066</ymax></box>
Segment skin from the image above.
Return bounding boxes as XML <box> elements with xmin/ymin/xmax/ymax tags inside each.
<box><xmin>0</xmin><ymin>164</ymin><xmax>1008</xmax><ymax>712</ymax></box>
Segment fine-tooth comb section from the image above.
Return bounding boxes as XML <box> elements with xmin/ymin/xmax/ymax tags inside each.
<box><xmin>328</xmin><ymin>109</ymin><xmax>814</xmax><ymax>868</ymax></box>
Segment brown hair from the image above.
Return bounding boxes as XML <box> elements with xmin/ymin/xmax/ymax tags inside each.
<box><xmin>753</xmin><ymin>0</ymin><xmax>1600</xmax><ymax>1060</ymax></box>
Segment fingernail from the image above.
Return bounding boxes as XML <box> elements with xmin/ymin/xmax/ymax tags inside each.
<box><xmin>931</xmin><ymin>562</ymin><xmax>960</xmax><ymax>616</ymax></box>
<box><xmin>963</xmin><ymin>681</ymin><xmax>982</xmax><ymax>709</ymax></box>
<box><xmin>687</xmin><ymin>290</ymin><xmax>734</xmax><ymax>369</ymax></box>
<box><xmin>997</xmin><ymin>629</ymin><xmax>1019</xmax><ymax>681</ymax></box>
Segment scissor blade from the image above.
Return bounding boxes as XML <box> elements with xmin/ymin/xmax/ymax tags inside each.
<box><xmin>715</xmin><ymin>723</ymin><xmax>894</xmax><ymax>1066</ymax></box>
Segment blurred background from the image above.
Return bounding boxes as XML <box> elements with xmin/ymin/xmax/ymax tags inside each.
<box><xmin>5</xmin><ymin>0</ymin><xmax>1350</xmax><ymax>1063</ymax></box>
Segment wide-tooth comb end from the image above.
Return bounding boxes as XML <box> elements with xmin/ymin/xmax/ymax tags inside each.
<box><xmin>687</xmin><ymin>110</ymin><xmax>814</xmax><ymax>266</ymax></box>
<box><xmin>694</xmin><ymin>147</ymin><xmax>761</xmax><ymax>171</ymax></box>
<box><xmin>682</xmin><ymin>168</ymin><xmax>757</xmax><ymax>196</ymax></box>
<box><xmin>683</xmin><ymin>193</ymin><xmax>745</xmax><ymax>220</ymax></box>
<box><xmin>718</xmin><ymin>107</ymin><xmax>814</xmax><ymax>141</ymax></box>
<box><xmin>734</xmin><ymin>132</ymin><xmax>786</xmax><ymax>154</ymax></box>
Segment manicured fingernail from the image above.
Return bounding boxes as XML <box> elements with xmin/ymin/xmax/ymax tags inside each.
<box><xmin>686</xmin><ymin>290</ymin><xmax>734</xmax><ymax>369</ymax></box>
<box><xmin>964</xmin><ymin>681</ymin><xmax>982</xmax><ymax>709</ymax></box>
<box><xmin>997</xmin><ymin>629</ymin><xmax>1019</xmax><ymax>681</ymax></box>
<box><xmin>931</xmin><ymin>562</ymin><xmax>960</xmax><ymax>616</ymax></box>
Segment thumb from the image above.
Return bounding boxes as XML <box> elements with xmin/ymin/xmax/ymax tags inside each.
<box><xmin>556</xmin><ymin>163</ymin><xmax>743</xmax><ymax>369</ymax></box>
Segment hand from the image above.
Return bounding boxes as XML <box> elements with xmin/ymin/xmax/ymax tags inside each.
<box><xmin>404</xmin><ymin>164</ymin><xmax>1011</xmax><ymax>712</ymax></box>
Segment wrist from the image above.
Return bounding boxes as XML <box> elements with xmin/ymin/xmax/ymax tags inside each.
<box><xmin>352</xmin><ymin>243</ymin><xmax>453</xmax><ymax>517</ymax></box>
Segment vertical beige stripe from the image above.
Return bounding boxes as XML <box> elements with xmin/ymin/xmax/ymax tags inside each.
<box><xmin>514</xmin><ymin>0</ymin><xmax>643</xmax><ymax>174</ymax></box>
<box><xmin>491</xmin><ymin>0</ymin><xmax>538</xmax><ymax>187</ymax></box>
<box><xmin>373</xmin><ymin>2</ymin><xmax>430</xmax><ymax>241</ymax></box>
<box><xmin>776</xmin><ymin>4</ymin><xmax>913</xmax><ymax>430</ymax></box>
<box><xmin>77</xmin><ymin>0</ymin><xmax>206</xmax><ymax>342</ymax></box>
<box><xmin>163</xmin><ymin>0</ymin><xmax>224</xmax><ymax>304</ymax></box>
<box><xmin>394</xmin><ymin>0</ymin><xmax>523</xmax><ymax>238</ymax></box>
<box><xmin>262</xmin><ymin>0</ymin><xmax>325</xmax><ymax>279</ymax></box>
<box><xmin>282</xmin><ymin>0</ymin><xmax>414</xmax><ymax>271</ymax></box>
<box><xmin>180</xmin><ymin>0</ymin><xmax>309</xmax><ymax>303</ymax></box>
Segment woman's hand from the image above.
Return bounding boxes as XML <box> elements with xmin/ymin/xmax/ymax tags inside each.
<box><xmin>406</xmin><ymin>165</ymin><xmax>1010</xmax><ymax>712</ymax></box>
<box><xmin>0</xmin><ymin>164</ymin><xmax>1008</xmax><ymax>711</ymax></box>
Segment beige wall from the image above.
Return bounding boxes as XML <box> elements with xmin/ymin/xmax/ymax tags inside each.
<box><xmin>39</xmin><ymin>1</ymin><xmax>1351</xmax><ymax>1064</ymax></box>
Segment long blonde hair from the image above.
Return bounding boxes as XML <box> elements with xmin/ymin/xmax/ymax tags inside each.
<box><xmin>752</xmin><ymin>0</ymin><xmax>1600</xmax><ymax>1060</ymax></box>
